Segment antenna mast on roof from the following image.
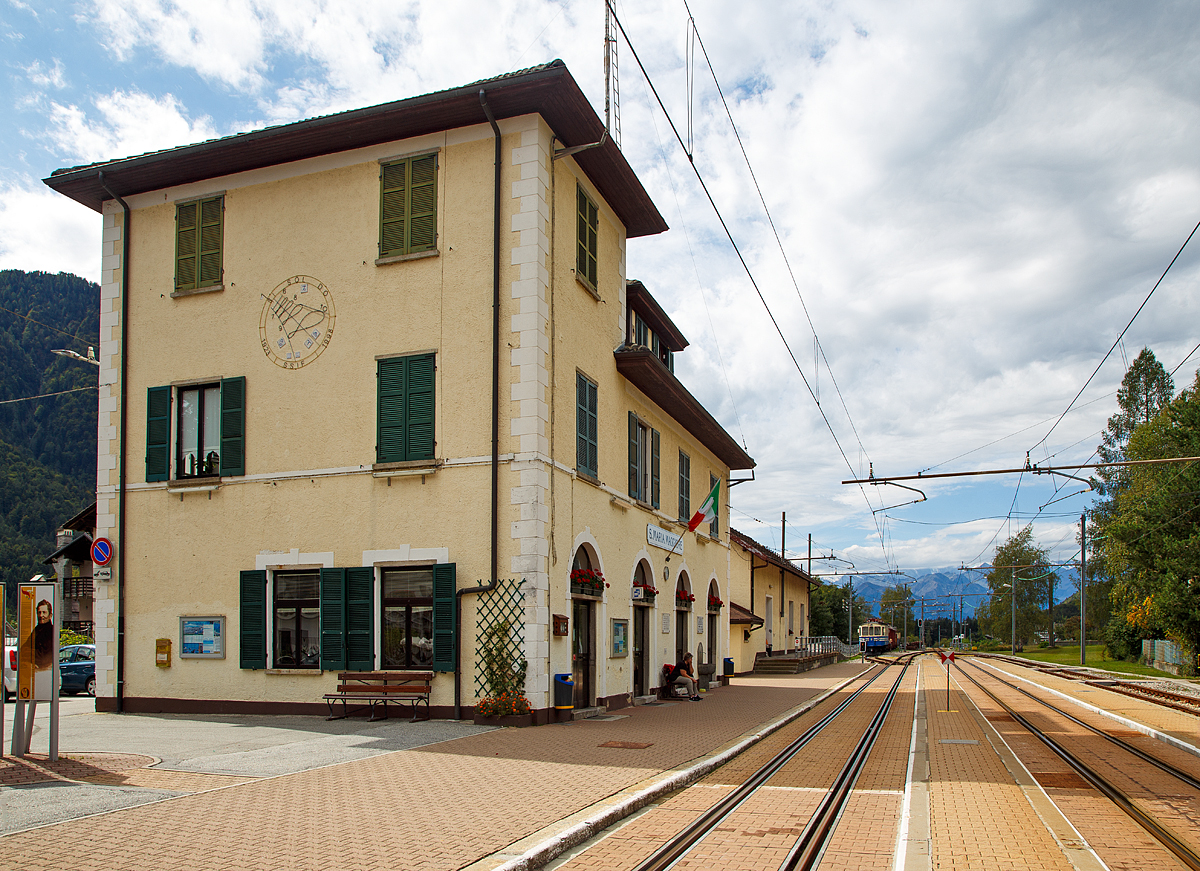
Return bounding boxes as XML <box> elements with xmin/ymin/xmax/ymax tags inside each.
<box><xmin>604</xmin><ymin>0</ymin><xmax>622</xmax><ymax>149</ymax></box>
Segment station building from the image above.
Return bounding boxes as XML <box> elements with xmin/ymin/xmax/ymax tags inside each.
<box><xmin>45</xmin><ymin>61</ymin><xmax>754</xmax><ymax>719</ymax></box>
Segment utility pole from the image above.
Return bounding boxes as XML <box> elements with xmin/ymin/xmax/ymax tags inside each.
<box><xmin>1080</xmin><ymin>513</ymin><xmax>1087</xmax><ymax>667</ymax></box>
<box><xmin>1011</xmin><ymin>564</ymin><xmax>1016</xmax><ymax>656</ymax></box>
<box><xmin>780</xmin><ymin>512</ymin><xmax>786</xmax><ymax>631</ymax></box>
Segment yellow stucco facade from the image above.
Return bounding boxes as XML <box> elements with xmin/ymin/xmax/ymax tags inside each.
<box><xmin>74</xmin><ymin>67</ymin><xmax>754</xmax><ymax>717</ymax></box>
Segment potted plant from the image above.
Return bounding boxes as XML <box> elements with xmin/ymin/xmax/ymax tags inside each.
<box><xmin>570</xmin><ymin>567</ymin><xmax>608</xmax><ymax>597</ymax></box>
<box><xmin>473</xmin><ymin>619</ymin><xmax>534</xmax><ymax>727</ymax></box>
<box><xmin>633</xmin><ymin>581</ymin><xmax>658</xmax><ymax>603</ymax></box>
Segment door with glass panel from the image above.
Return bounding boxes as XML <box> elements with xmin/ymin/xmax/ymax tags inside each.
<box><xmin>633</xmin><ymin>605</ymin><xmax>649</xmax><ymax>696</ymax></box>
<box><xmin>572</xmin><ymin>599</ymin><xmax>594</xmax><ymax>708</ymax></box>
<box><xmin>274</xmin><ymin>571</ymin><xmax>320</xmax><ymax>668</ymax></box>
<box><xmin>381</xmin><ymin>567</ymin><xmax>434</xmax><ymax>668</ymax></box>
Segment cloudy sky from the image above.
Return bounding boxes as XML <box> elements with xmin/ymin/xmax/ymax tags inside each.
<box><xmin>3</xmin><ymin>1</ymin><xmax>1199</xmax><ymax>591</ymax></box>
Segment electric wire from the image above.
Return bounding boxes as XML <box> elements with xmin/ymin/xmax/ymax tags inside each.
<box><xmin>1032</xmin><ymin>215</ymin><xmax>1200</xmax><ymax>452</ymax></box>
<box><xmin>682</xmin><ymin>0</ymin><xmax>872</xmax><ymax>473</ymax></box>
<box><xmin>0</xmin><ymin>302</ymin><xmax>98</xmax><ymax>346</ymax></box>
<box><xmin>608</xmin><ymin>6</ymin><xmax>891</xmax><ymax>566</ymax></box>
<box><xmin>0</xmin><ymin>385</ymin><xmax>97</xmax><ymax>405</ymax></box>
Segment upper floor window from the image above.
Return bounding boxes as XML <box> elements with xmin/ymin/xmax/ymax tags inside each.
<box><xmin>377</xmin><ymin>353</ymin><xmax>435</xmax><ymax>463</ymax></box>
<box><xmin>631</xmin><ymin>312</ymin><xmax>674</xmax><ymax>372</ymax></box>
<box><xmin>145</xmin><ymin>377</ymin><xmax>245</xmax><ymax>482</ymax></box>
<box><xmin>628</xmin><ymin>412</ymin><xmax>660</xmax><ymax>508</ymax></box>
<box><xmin>576</xmin><ymin>184</ymin><xmax>599</xmax><ymax>293</ymax></box>
<box><xmin>175</xmin><ymin>196</ymin><xmax>223</xmax><ymax>291</ymax></box>
<box><xmin>380</xmin><ymin>154</ymin><xmax>438</xmax><ymax>259</ymax></box>
<box><xmin>576</xmin><ymin>373</ymin><xmax>598</xmax><ymax>479</ymax></box>
<box><xmin>678</xmin><ymin>451</ymin><xmax>690</xmax><ymax>521</ymax></box>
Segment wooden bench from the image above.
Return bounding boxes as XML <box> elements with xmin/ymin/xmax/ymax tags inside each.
<box><xmin>323</xmin><ymin>671</ymin><xmax>433</xmax><ymax>722</ymax></box>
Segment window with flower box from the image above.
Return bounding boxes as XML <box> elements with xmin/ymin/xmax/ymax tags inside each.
<box><xmin>632</xmin><ymin>561</ymin><xmax>657</xmax><ymax>605</ymax></box>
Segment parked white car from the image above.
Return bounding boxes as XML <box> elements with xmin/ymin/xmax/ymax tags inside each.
<box><xmin>3</xmin><ymin>640</ymin><xmax>15</xmax><ymax>702</ymax></box>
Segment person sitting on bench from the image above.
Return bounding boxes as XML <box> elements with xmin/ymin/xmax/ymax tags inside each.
<box><xmin>668</xmin><ymin>652</ymin><xmax>702</xmax><ymax>701</ymax></box>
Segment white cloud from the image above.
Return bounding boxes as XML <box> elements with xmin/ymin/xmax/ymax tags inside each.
<box><xmin>0</xmin><ymin>179</ymin><xmax>101</xmax><ymax>282</ymax></box>
<box><xmin>25</xmin><ymin>58</ymin><xmax>65</xmax><ymax>89</ymax></box>
<box><xmin>44</xmin><ymin>90</ymin><xmax>220</xmax><ymax>164</ymax></box>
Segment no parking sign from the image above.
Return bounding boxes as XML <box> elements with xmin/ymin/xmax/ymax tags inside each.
<box><xmin>91</xmin><ymin>537</ymin><xmax>113</xmax><ymax>566</ymax></box>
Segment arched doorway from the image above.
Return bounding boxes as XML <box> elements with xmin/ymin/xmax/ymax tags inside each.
<box><xmin>632</xmin><ymin>561</ymin><xmax>655</xmax><ymax>697</ymax></box>
<box><xmin>570</xmin><ymin>547</ymin><xmax>600</xmax><ymax>708</ymax></box>
<box><xmin>706</xmin><ymin>581</ymin><xmax>722</xmax><ymax>667</ymax></box>
<box><xmin>674</xmin><ymin>572</ymin><xmax>693</xmax><ymax>664</ymax></box>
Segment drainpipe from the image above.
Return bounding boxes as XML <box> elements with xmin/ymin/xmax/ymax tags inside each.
<box><xmin>97</xmin><ymin>171</ymin><xmax>129</xmax><ymax>713</ymax></box>
<box><xmin>452</xmin><ymin>90</ymin><xmax>503</xmax><ymax>721</ymax></box>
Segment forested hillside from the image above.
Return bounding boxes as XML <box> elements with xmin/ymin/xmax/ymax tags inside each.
<box><xmin>0</xmin><ymin>269</ymin><xmax>98</xmax><ymax>618</ymax></box>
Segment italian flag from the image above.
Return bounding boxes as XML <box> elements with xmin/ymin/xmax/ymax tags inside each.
<box><xmin>688</xmin><ymin>479</ymin><xmax>720</xmax><ymax>532</ymax></box>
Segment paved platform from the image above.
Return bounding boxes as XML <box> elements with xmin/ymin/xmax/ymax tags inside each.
<box><xmin>0</xmin><ymin>663</ymin><xmax>869</xmax><ymax>870</ymax></box>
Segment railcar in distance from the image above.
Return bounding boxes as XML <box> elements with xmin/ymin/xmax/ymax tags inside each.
<box><xmin>858</xmin><ymin>619</ymin><xmax>898</xmax><ymax>653</ymax></box>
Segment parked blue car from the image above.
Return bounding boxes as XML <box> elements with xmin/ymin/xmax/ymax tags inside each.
<box><xmin>59</xmin><ymin>644</ymin><xmax>96</xmax><ymax>696</ymax></box>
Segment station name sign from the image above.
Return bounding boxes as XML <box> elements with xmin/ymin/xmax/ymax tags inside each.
<box><xmin>646</xmin><ymin>524</ymin><xmax>683</xmax><ymax>554</ymax></box>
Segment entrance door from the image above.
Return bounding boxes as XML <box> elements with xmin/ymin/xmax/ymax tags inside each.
<box><xmin>572</xmin><ymin>599</ymin><xmax>594</xmax><ymax>708</ymax></box>
<box><xmin>765</xmin><ymin>595</ymin><xmax>774</xmax><ymax>651</ymax></box>
<box><xmin>633</xmin><ymin>607</ymin><xmax>649</xmax><ymax>696</ymax></box>
<box><xmin>675</xmin><ymin>609</ymin><xmax>688</xmax><ymax>663</ymax></box>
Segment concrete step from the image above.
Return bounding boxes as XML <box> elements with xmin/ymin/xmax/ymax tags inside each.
<box><xmin>571</xmin><ymin>706</ymin><xmax>605</xmax><ymax>720</ymax></box>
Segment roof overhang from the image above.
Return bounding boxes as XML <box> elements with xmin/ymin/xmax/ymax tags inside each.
<box><xmin>730</xmin><ymin>528</ymin><xmax>817</xmax><ymax>583</ymax></box>
<box><xmin>44</xmin><ymin>61</ymin><xmax>668</xmax><ymax>239</ymax></box>
<box><xmin>729</xmin><ymin>601</ymin><xmax>763</xmax><ymax>626</ymax></box>
<box><xmin>615</xmin><ymin>346</ymin><xmax>754</xmax><ymax>470</ymax></box>
<box><xmin>43</xmin><ymin>533</ymin><xmax>93</xmax><ymax>565</ymax></box>
<box><xmin>627</xmin><ymin>280</ymin><xmax>688</xmax><ymax>351</ymax></box>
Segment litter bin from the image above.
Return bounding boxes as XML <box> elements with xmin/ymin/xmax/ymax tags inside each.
<box><xmin>723</xmin><ymin>657</ymin><xmax>735</xmax><ymax>677</ymax></box>
<box><xmin>553</xmin><ymin>673</ymin><xmax>574</xmax><ymax>710</ymax></box>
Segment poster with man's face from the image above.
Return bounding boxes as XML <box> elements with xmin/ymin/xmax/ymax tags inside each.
<box><xmin>18</xmin><ymin>583</ymin><xmax>56</xmax><ymax>701</ymax></box>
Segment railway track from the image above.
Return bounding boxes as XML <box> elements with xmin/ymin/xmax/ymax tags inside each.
<box><xmin>628</xmin><ymin>652</ymin><xmax>917</xmax><ymax>871</ymax></box>
<box><xmin>956</xmin><ymin>655</ymin><xmax>1200</xmax><ymax>870</ymax></box>
<box><xmin>976</xmin><ymin>652</ymin><xmax>1200</xmax><ymax>716</ymax></box>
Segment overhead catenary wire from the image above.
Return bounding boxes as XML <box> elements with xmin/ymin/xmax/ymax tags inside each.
<box><xmin>1032</xmin><ymin>215</ymin><xmax>1200</xmax><ymax>452</ymax></box>
<box><xmin>607</xmin><ymin>6</ymin><xmax>892</xmax><ymax>566</ymax></box>
<box><xmin>0</xmin><ymin>386</ymin><xmax>97</xmax><ymax>405</ymax></box>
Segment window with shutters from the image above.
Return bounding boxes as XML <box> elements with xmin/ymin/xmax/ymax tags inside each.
<box><xmin>146</xmin><ymin>377</ymin><xmax>246</xmax><ymax>482</ymax></box>
<box><xmin>381</xmin><ymin>567</ymin><xmax>434</xmax><ymax>668</ymax></box>
<box><xmin>376</xmin><ymin>354</ymin><xmax>436</xmax><ymax>464</ymax></box>
<box><xmin>576</xmin><ymin>184</ymin><xmax>599</xmax><ymax>294</ymax></box>
<box><xmin>678</xmin><ymin>451</ymin><xmax>690</xmax><ymax>521</ymax></box>
<box><xmin>379</xmin><ymin>153</ymin><xmax>438</xmax><ymax>260</ymax></box>
<box><xmin>628</xmin><ymin>412</ymin><xmax>660</xmax><ymax>508</ymax></box>
<box><xmin>175</xmin><ymin>196</ymin><xmax>223</xmax><ymax>292</ymax></box>
<box><xmin>273</xmin><ymin>571</ymin><xmax>320</xmax><ymax>668</ymax></box>
<box><xmin>576</xmin><ymin>373</ymin><xmax>598</xmax><ymax>480</ymax></box>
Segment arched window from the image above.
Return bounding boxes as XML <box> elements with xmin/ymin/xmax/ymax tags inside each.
<box><xmin>675</xmin><ymin>573</ymin><xmax>693</xmax><ymax>610</ymax></box>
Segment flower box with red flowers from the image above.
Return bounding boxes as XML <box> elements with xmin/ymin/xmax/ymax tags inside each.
<box><xmin>707</xmin><ymin>594</ymin><xmax>723</xmax><ymax>612</ymax></box>
<box><xmin>675</xmin><ymin>590</ymin><xmax>696</xmax><ymax>608</ymax></box>
<box><xmin>632</xmin><ymin>582</ymin><xmax>658</xmax><ymax>603</ymax></box>
<box><xmin>570</xmin><ymin>568</ymin><xmax>608</xmax><ymax>597</ymax></box>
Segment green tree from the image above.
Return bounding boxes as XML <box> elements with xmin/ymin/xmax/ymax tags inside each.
<box><xmin>808</xmin><ymin>582</ymin><xmax>835</xmax><ymax>637</ymax></box>
<box><xmin>1093</xmin><ymin>347</ymin><xmax>1174</xmax><ymax>497</ymax></box>
<box><xmin>980</xmin><ymin>526</ymin><xmax>1057</xmax><ymax>649</ymax></box>
<box><xmin>1097</xmin><ymin>371</ymin><xmax>1200</xmax><ymax>668</ymax></box>
<box><xmin>810</xmin><ymin>579</ymin><xmax>870</xmax><ymax>642</ymax></box>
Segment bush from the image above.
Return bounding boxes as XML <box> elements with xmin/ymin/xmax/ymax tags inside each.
<box><xmin>1104</xmin><ymin>616</ymin><xmax>1145</xmax><ymax>661</ymax></box>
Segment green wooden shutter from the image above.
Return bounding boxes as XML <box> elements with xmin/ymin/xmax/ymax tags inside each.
<box><xmin>576</xmin><ymin>185</ymin><xmax>598</xmax><ymax>288</ymax></box>
<box><xmin>408</xmin><ymin>154</ymin><xmax>437</xmax><ymax>253</ymax></box>
<box><xmin>378</xmin><ymin>355</ymin><xmax>435</xmax><ymax>463</ymax></box>
<box><xmin>198</xmin><ymin>197</ymin><xmax>223</xmax><ymax>286</ymax></box>
<box><xmin>678</xmin><ymin>451</ymin><xmax>690</xmax><ymax>521</ymax></box>
<box><xmin>377</xmin><ymin>357</ymin><xmax>406</xmax><ymax>462</ymax></box>
<box><xmin>405</xmin><ymin>354</ymin><xmax>435</xmax><ymax>460</ymax></box>
<box><xmin>320</xmin><ymin>568</ymin><xmax>347</xmax><ymax>671</ymax></box>
<box><xmin>239</xmin><ymin>570</ymin><xmax>267</xmax><ymax>669</ymax></box>
<box><xmin>146</xmin><ymin>386</ymin><xmax>171</xmax><ymax>482</ymax></box>
<box><xmin>651</xmin><ymin>428</ymin><xmax>660</xmax><ymax>509</ymax></box>
<box><xmin>431</xmin><ymin>562</ymin><xmax>456</xmax><ymax>672</ymax></box>
<box><xmin>576</xmin><ymin>374</ymin><xmax>597</xmax><ymax>478</ymax></box>
<box><xmin>219</xmin><ymin>376</ymin><xmax>245</xmax><ymax>477</ymax></box>
<box><xmin>346</xmin><ymin>567</ymin><xmax>375</xmax><ymax>671</ymax></box>
<box><xmin>380</xmin><ymin>161</ymin><xmax>408</xmax><ymax>257</ymax></box>
<box><xmin>628</xmin><ymin>411</ymin><xmax>639</xmax><ymax>499</ymax></box>
<box><xmin>176</xmin><ymin>202</ymin><xmax>198</xmax><ymax>290</ymax></box>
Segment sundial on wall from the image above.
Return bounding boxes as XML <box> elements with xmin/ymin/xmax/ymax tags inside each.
<box><xmin>259</xmin><ymin>275</ymin><xmax>336</xmax><ymax>368</ymax></box>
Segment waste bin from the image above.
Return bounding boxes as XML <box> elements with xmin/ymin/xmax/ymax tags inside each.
<box><xmin>723</xmin><ymin>657</ymin><xmax>735</xmax><ymax>677</ymax></box>
<box><xmin>553</xmin><ymin>673</ymin><xmax>574</xmax><ymax>710</ymax></box>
